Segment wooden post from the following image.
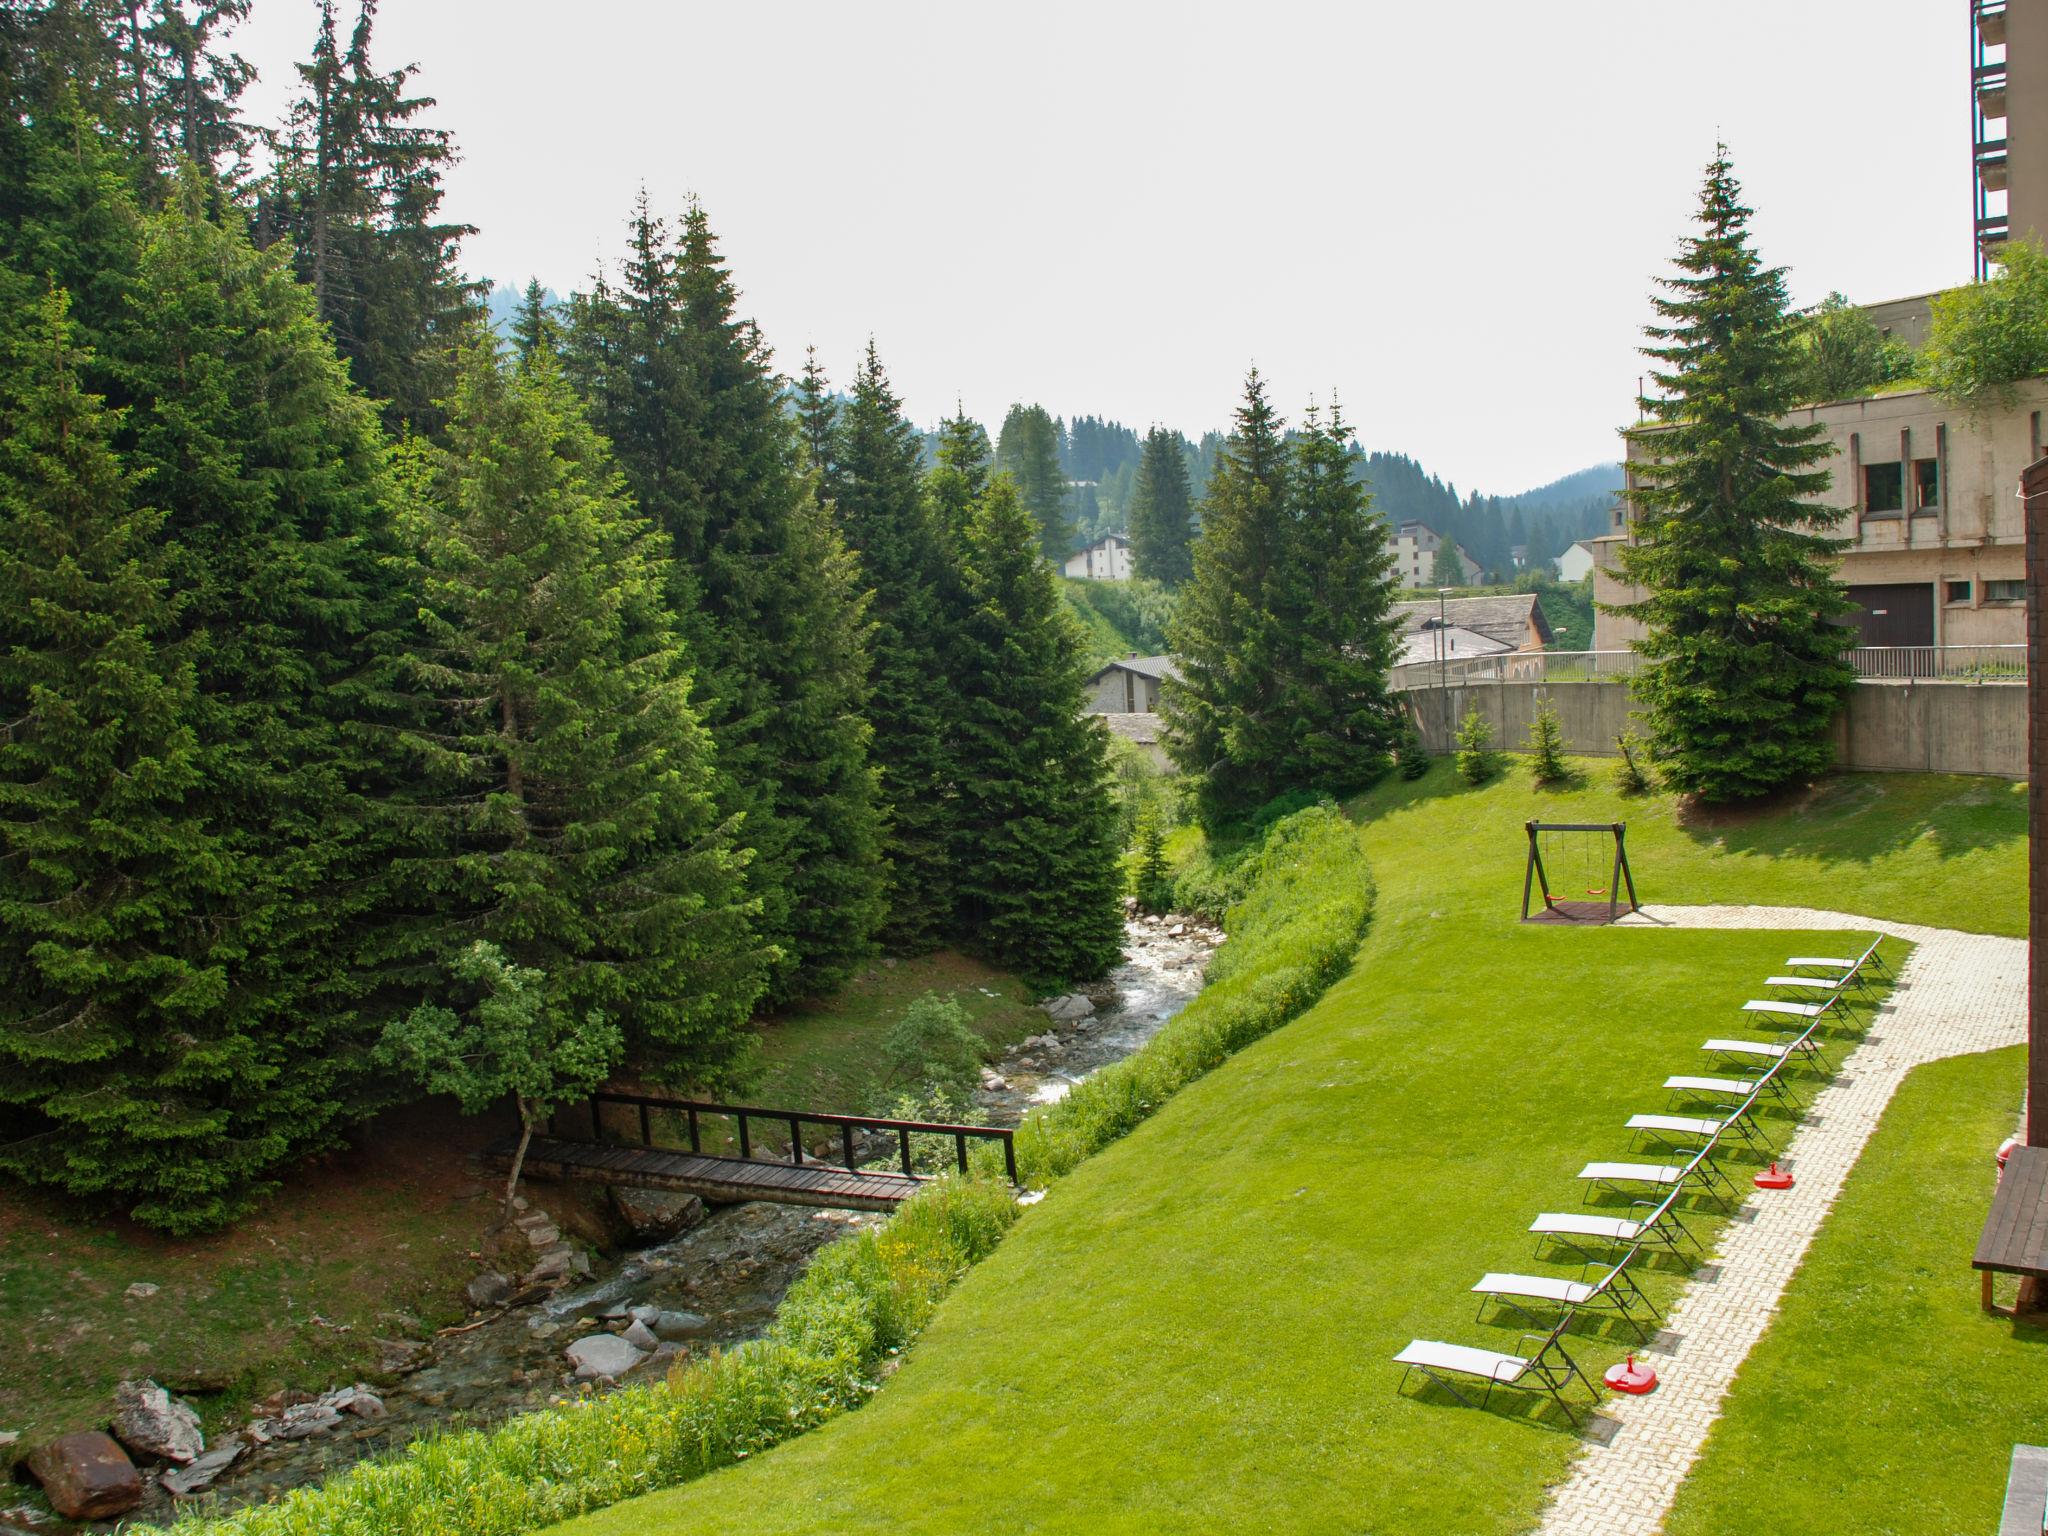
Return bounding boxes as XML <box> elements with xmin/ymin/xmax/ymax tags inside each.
<box><xmin>2025</xmin><ymin>457</ymin><xmax>2048</xmax><ymax>1147</ymax></box>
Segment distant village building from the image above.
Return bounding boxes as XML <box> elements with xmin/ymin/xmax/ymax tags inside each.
<box><xmin>1390</xmin><ymin>594</ymin><xmax>1552</xmax><ymax>654</ymax></box>
<box><xmin>1080</xmin><ymin>654</ymin><xmax>1182</xmax><ymax>770</ymax></box>
<box><xmin>1389</xmin><ymin>521</ymin><xmax>1480</xmax><ymax>589</ymax></box>
<box><xmin>1063</xmin><ymin>533</ymin><xmax>1132</xmax><ymax>581</ymax></box>
<box><xmin>1555</xmin><ymin>540</ymin><xmax>1597</xmax><ymax>584</ymax></box>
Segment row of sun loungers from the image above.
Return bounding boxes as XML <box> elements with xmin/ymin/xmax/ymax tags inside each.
<box><xmin>1394</xmin><ymin>936</ymin><xmax>1889</xmax><ymax>1426</ymax></box>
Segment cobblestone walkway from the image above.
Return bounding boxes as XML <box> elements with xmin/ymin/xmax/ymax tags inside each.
<box><xmin>1532</xmin><ymin>904</ymin><xmax>2026</xmax><ymax>1536</ymax></box>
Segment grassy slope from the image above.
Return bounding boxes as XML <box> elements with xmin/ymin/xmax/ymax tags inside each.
<box><xmin>557</xmin><ymin>761</ymin><xmax>2024</xmax><ymax>1536</ymax></box>
<box><xmin>1665</xmin><ymin>1045</ymin><xmax>2045</xmax><ymax>1536</ymax></box>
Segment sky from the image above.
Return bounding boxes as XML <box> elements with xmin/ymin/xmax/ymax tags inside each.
<box><xmin>233</xmin><ymin>0</ymin><xmax>1969</xmax><ymax>496</ymax></box>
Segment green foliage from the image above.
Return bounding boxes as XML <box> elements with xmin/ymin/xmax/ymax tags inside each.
<box><xmin>1429</xmin><ymin>540</ymin><xmax>1467</xmax><ymax>588</ymax></box>
<box><xmin>1454</xmin><ymin>706</ymin><xmax>1496</xmax><ymax>784</ymax></box>
<box><xmin>1614</xmin><ymin>728</ymin><xmax>1654</xmax><ymax>793</ymax></box>
<box><xmin>924</xmin><ymin>407</ymin><xmax>992</xmax><ymax>540</ymax></box>
<box><xmin>395</xmin><ymin>338</ymin><xmax>766</xmax><ymax>1086</ymax></box>
<box><xmin>1396</xmin><ymin>713</ymin><xmax>1432</xmax><ymax>779</ymax></box>
<box><xmin>1167</xmin><ymin>379</ymin><xmax>1402</xmax><ymax>826</ymax></box>
<box><xmin>1611</xmin><ymin>149</ymin><xmax>1854</xmax><ymax>801</ymax></box>
<box><xmin>1524</xmin><ymin>699</ymin><xmax>1568</xmax><ymax>786</ymax></box>
<box><xmin>1796</xmin><ymin>291</ymin><xmax>1916</xmax><ymax>403</ymax></box>
<box><xmin>949</xmin><ymin>476</ymin><xmax>1125</xmax><ymax>989</ymax></box>
<box><xmin>994</xmin><ymin>403</ymin><xmax>1072</xmax><ymax>556</ymax></box>
<box><xmin>877</xmin><ymin>992</ymin><xmax>984</xmax><ymax>1102</ymax></box>
<box><xmin>1128</xmin><ymin>426</ymin><xmax>1195</xmax><ymax>584</ymax></box>
<box><xmin>1058</xmin><ymin>575</ymin><xmax>1176</xmax><ymax>670</ymax></box>
<box><xmin>1013</xmin><ymin>804</ymin><xmax>1373</xmax><ymax>1182</ymax></box>
<box><xmin>829</xmin><ymin>343</ymin><xmax>961</xmax><ymax>953</ymax></box>
<box><xmin>1103</xmin><ymin>733</ymin><xmax>1167</xmax><ymax>849</ymax></box>
<box><xmin>134</xmin><ymin>1176</ymin><xmax>1020</xmax><ymax>1536</ymax></box>
<box><xmin>1130</xmin><ymin>808</ymin><xmax>1174</xmax><ymax>914</ymax></box>
<box><xmin>1925</xmin><ymin>240</ymin><xmax>2048</xmax><ymax>407</ymax></box>
<box><xmin>508</xmin><ymin>277</ymin><xmax>559</xmax><ymax>367</ymax></box>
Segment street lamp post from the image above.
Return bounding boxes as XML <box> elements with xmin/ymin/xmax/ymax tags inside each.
<box><xmin>1437</xmin><ymin>587</ymin><xmax>1453</xmax><ymax>742</ymax></box>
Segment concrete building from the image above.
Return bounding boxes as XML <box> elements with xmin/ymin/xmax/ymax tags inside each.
<box><xmin>1062</xmin><ymin>533</ymin><xmax>1132</xmax><ymax>582</ymax></box>
<box><xmin>1389</xmin><ymin>521</ymin><xmax>1480</xmax><ymax>589</ymax></box>
<box><xmin>1083</xmin><ymin>654</ymin><xmax>1181</xmax><ymax>715</ymax></box>
<box><xmin>1555</xmin><ymin>540</ymin><xmax>1597</xmax><ymax>584</ymax></box>
<box><xmin>1975</xmin><ymin>0</ymin><xmax>2048</xmax><ymax>275</ymax></box>
<box><xmin>1596</xmin><ymin>374</ymin><xmax>2041</xmax><ymax>652</ymax></box>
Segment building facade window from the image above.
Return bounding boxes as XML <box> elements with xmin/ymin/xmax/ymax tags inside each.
<box><xmin>1863</xmin><ymin>462</ymin><xmax>1904</xmax><ymax>513</ymax></box>
<box><xmin>1946</xmin><ymin>578</ymin><xmax>1973</xmax><ymax>604</ymax></box>
<box><xmin>1912</xmin><ymin>457</ymin><xmax>1940</xmax><ymax>511</ymax></box>
<box><xmin>1985</xmin><ymin>578</ymin><xmax>2026</xmax><ymax>602</ymax></box>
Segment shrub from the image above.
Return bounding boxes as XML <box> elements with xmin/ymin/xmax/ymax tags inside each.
<box><xmin>1924</xmin><ymin>240</ymin><xmax>2048</xmax><ymax>407</ymax></box>
<box><xmin>1525</xmin><ymin>699</ymin><xmax>1568</xmax><ymax>786</ymax></box>
<box><xmin>1454</xmin><ymin>706</ymin><xmax>1497</xmax><ymax>785</ymax></box>
<box><xmin>1614</xmin><ymin>729</ymin><xmax>1654</xmax><ymax>794</ymax></box>
<box><xmin>878</xmin><ymin>992</ymin><xmax>983</xmax><ymax>1102</ymax></box>
<box><xmin>1103</xmin><ymin>733</ymin><xmax>1166</xmax><ymax>848</ymax></box>
<box><xmin>1396</xmin><ymin>714</ymin><xmax>1431</xmax><ymax>780</ymax></box>
<box><xmin>1797</xmin><ymin>291</ymin><xmax>1917</xmax><ymax>402</ymax></box>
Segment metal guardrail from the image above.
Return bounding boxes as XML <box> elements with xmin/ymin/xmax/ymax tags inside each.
<box><xmin>1390</xmin><ymin>645</ymin><xmax>2026</xmax><ymax>690</ymax></box>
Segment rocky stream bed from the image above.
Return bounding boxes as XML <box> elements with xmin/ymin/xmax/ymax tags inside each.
<box><xmin>1</xmin><ymin>915</ymin><xmax>1218</xmax><ymax>1532</ymax></box>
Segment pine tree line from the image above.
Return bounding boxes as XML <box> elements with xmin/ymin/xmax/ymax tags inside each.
<box><xmin>0</xmin><ymin>6</ymin><xmax>1126</xmax><ymax>1233</ymax></box>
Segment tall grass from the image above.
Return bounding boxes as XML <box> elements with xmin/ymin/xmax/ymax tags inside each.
<box><xmin>147</xmin><ymin>805</ymin><xmax>1372</xmax><ymax>1536</ymax></box>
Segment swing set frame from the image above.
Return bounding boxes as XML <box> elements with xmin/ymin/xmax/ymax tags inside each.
<box><xmin>1521</xmin><ymin>821</ymin><xmax>1640</xmax><ymax>925</ymax></box>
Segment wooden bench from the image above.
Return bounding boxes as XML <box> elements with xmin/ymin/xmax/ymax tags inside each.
<box><xmin>1974</xmin><ymin>1144</ymin><xmax>2048</xmax><ymax>1313</ymax></box>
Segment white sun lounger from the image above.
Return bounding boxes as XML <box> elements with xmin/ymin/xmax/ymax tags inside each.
<box><xmin>1578</xmin><ymin>1145</ymin><xmax>1734</xmax><ymax>1209</ymax></box>
<box><xmin>1783</xmin><ymin>936</ymin><xmax>1888</xmax><ymax>984</ymax></box>
<box><xmin>1527</xmin><ymin>1196</ymin><xmax>1696</xmax><ymax>1262</ymax></box>
<box><xmin>1629</xmin><ymin>1110</ymin><xmax>1768</xmax><ymax>1154</ymax></box>
<box><xmin>1471</xmin><ymin>1252</ymin><xmax>1659</xmax><ymax>1341</ymax></box>
<box><xmin>1394</xmin><ymin>1321</ymin><xmax>1595</xmax><ymax>1424</ymax></box>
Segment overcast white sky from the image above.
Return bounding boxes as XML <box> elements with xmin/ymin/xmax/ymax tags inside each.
<box><xmin>234</xmin><ymin>1</ymin><xmax>1968</xmax><ymax>495</ymax></box>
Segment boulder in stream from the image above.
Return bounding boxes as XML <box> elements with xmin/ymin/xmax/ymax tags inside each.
<box><xmin>26</xmin><ymin>1432</ymin><xmax>142</xmax><ymax>1520</ymax></box>
<box><xmin>466</xmin><ymin>1270</ymin><xmax>514</xmax><ymax>1310</ymax></box>
<box><xmin>161</xmin><ymin>1438</ymin><xmax>243</xmax><ymax>1497</ymax></box>
<box><xmin>1040</xmin><ymin>994</ymin><xmax>1095</xmax><ymax>1023</ymax></box>
<box><xmin>565</xmin><ymin>1334</ymin><xmax>647</xmax><ymax>1381</ymax></box>
<box><xmin>111</xmin><ymin>1379</ymin><xmax>204</xmax><ymax>1464</ymax></box>
<box><xmin>609</xmin><ymin>1188</ymin><xmax>706</xmax><ymax>1244</ymax></box>
<box><xmin>649</xmin><ymin>1309</ymin><xmax>710</xmax><ymax>1340</ymax></box>
<box><xmin>621</xmin><ymin>1320</ymin><xmax>660</xmax><ymax>1352</ymax></box>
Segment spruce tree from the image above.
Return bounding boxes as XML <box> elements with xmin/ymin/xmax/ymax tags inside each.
<box><xmin>996</xmin><ymin>402</ymin><xmax>1074</xmax><ymax>557</ymax></box>
<box><xmin>0</xmin><ymin>287</ymin><xmax>222</xmax><ymax>1230</ymax></box>
<box><xmin>1270</xmin><ymin>401</ymin><xmax>1404</xmax><ymax>794</ymax></box>
<box><xmin>1612</xmin><ymin>149</ymin><xmax>1853</xmax><ymax>800</ymax></box>
<box><xmin>926</xmin><ymin>406</ymin><xmax>992</xmax><ymax>539</ymax></box>
<box><xmin>395</xmin><ymin>339</ymin><xmax>768</xmax><ymax>1082</ymax></box>
<box><xmin>793</xmin><ymin>345</ymin><xmax>838</xmax><ymax>476</ymax></box>
<box><xmin>562</xmin><ymin>200</ymin><xmax>886</xmax><ymax>1002</ymax></box>
<box><xmin>1162</xmin><ymin>369</ymin><xmax>1293</xmax><ymax>826</ymax></box>
<box><xmin>508</xmin><ymin>276</ymin><xmax>559</xmax><ymax>367</ymax></box>
<box><xmin>830</xmin><ymin>342</ymin><xmax>962</xmax><ymax>952</ymax></box>
<box><xmin>1128</xmin><ymin>425</ymin><xmax>1195</xmax><ymax>585</ymax></box>
<box><xmin>1429</xmin><ymin>539</ymin><xmax>1466</xmax><ymax>589</ymax></box>
<box><xmin>950</xmin><ymin>476</ymin><xmax>1124</xmax><ymax>988</ymax></box>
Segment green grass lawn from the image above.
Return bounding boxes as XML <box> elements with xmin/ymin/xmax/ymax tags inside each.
<box><xmin>553</xmin><ymin>760</ymin><xmax>2022</xmax><ymax>1536</ymax></box>
<box><xmin>1664</xmin><ymin>1044</ymin><xmax>2047</xmax><ymax>1536</ymax></box>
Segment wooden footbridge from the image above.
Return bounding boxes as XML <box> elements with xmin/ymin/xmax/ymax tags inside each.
<box><xmin>486</xmin><ymin>1089</ymin><xmax>1017</xmax><ymax>1214</ymax></box>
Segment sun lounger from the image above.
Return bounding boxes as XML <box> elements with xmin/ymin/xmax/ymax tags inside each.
<box><xmin>1578</xmin><ymin>1144</ymin><xmax>1734</xmax><ymax>1210</ymax></box>
<box><xmin>1394</xmin><ymin>1319</ymin><xmax>1596</xmax><ymax>1425</ymax></box>
<box><xmin>1664</xmin><ymin>1071</ymin><xmax>1793</xmax><ymax>1109</ymax></box>
<box><xmin>1471</xmin><ymin>1250</ymin><xmax>1660</xmax><ymax>1341</ymax></box>
<box><xmin>1528</xmin><ymin>1189</ymin><xmax>1696</xmax><ymax>1263</ymax></box>
<box><xmin>1705</xmin><ymin>1013</ymin><xmax>1830</xmax><ymax>1072</ymax></box>
<box><xmin>1628</xmin><ymin>1110</ymin><xmax>1769</xmax><ymax>1155</ymax></box>
<box><xmin>1782</xmin><ymin>936</ymin><xmax>1888</xmax><ymax>987</ymax></box>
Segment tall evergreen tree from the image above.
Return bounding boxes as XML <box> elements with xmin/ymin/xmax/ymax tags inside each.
<box><xmin>926</xmin><ymin>405</ymin><xmax>991</xmax><ymax>539</ymax></box>
<box><xmin>793</xmin><ymin>344</ymin><xmax>838</xmax><ymax>477</ymax></box>
<box><xmin>395</xmin><ymin>339</ymin><xmax>768</xmax><ymax>1081</ymax></box>
<box><xmin>0</xmin><ymin>287</ymin><xmax>223</xmax><ymax>1231</ymax></box>
<box><xmin>950</xmin><ymin>476</ymin><xmax>1124</xmax><ymax>988</ymax></box>
<box><xmin>1163</xmin><ymin>369</ymin><xmax>1293</xmax><ymax>825</ymax></box>
<box><xmin>1269</xmin><ymin>402</ymin><xmax>1404</xmax><ymax>793</ymax></box>
<box><xmin>260</xmin><ymin>0</ymin><xmax>476</xmax><ymax>435</ymax></box>
<box><xmin>1611</xmin><ymin>149</ymin><xmax>1853</xmax><ymax>801</ymax></box>
<box><xmin>562</xmin><ymin>200</ymin><xmax>886</xmax><ymax>1001</ymax></box>
<box><xmin>996</xmin><ymin>402</ymin><xmax>1073</xmax><ymax>557</ymax></box>
<box><xmin>1128</xmin><ymin>425</ymin><xmax>1195</xmax><ymax>585</ymax></box>
<box><xmin>830</xmin><ymin>343</ymin><xmax>961</xmax><ymax>952</ymax></box>
<box><xmin>508</xmin><ymin>276</ymin><xmax>559</xmax><ymax>367</ymax></box>
<box><xmin>1429</xmin><ymin>539</ymin><xmax>1466</xmax><ymax>588</ymax></box>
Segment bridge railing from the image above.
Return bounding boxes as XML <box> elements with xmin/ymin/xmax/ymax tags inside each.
<box><xmin>553</xmin><ymin>1089</ymin><xmax>1018</xmax><ymax>1185</ymax></box>
<box><xmin>1388</xmin><ymin>644</ymin><xmax>2029</xmax><ymax>690</ymax></box>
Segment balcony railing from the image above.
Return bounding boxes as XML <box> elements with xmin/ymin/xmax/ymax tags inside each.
<box><xmin>1389</xmin><ymin>645</ymin><xmax>2026</xmax><ymax>690</ymax></box>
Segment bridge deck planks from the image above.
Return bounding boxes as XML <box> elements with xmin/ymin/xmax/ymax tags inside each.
<box><xmin>488</xmin><ymin>1134</ymin><xmax>925</xmax><ymax>1212</ymax></box>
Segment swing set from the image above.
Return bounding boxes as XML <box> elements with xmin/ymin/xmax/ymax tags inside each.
<box><xmin>1520</xmin><ymin>821</ymin><xmax>1640</xmax><ymax>925</ymax></box>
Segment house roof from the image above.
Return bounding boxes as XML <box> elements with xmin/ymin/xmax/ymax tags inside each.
<box><xmin>1098</xmin><ymin>712</ymin><xmax>1163</xmax><ymax>746</ymax></box>
<box><xmin>1394</xmin><ymin>626</ymin><xmax>1512</xmax><ymax>667</ymax></box>
<box><xmin>1388</xmin><ymin>594</ymin><xmax>1552</xmax><ymax>650</ymax></box>
<box><xmin>1085</xmin><ymin>654</ymin><xmax>1182</xmax><ymax>685</ymax></box>
<box><xmin>1072</xmin><ymin>533</ymin><xmax>1129</xmax><ymax>552</ymax></box>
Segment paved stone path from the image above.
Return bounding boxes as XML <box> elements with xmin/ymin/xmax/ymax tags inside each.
<box><xmin>1532</xmin><ymin>904</ymin><xmax>2026</xmax><ymax>1536</ymax></box>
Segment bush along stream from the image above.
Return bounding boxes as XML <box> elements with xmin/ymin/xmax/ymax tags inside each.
<box><xmin>112</xmin><ymin>805</ymin><xmax>1370</xmax><ymax>1536</ymax></box>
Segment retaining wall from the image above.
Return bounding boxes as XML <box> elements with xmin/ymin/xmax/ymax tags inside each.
<box><xmin>1404</xmin><ymin>678</ymin><xmax>2027</xmax><ymax>779</ymax></box>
